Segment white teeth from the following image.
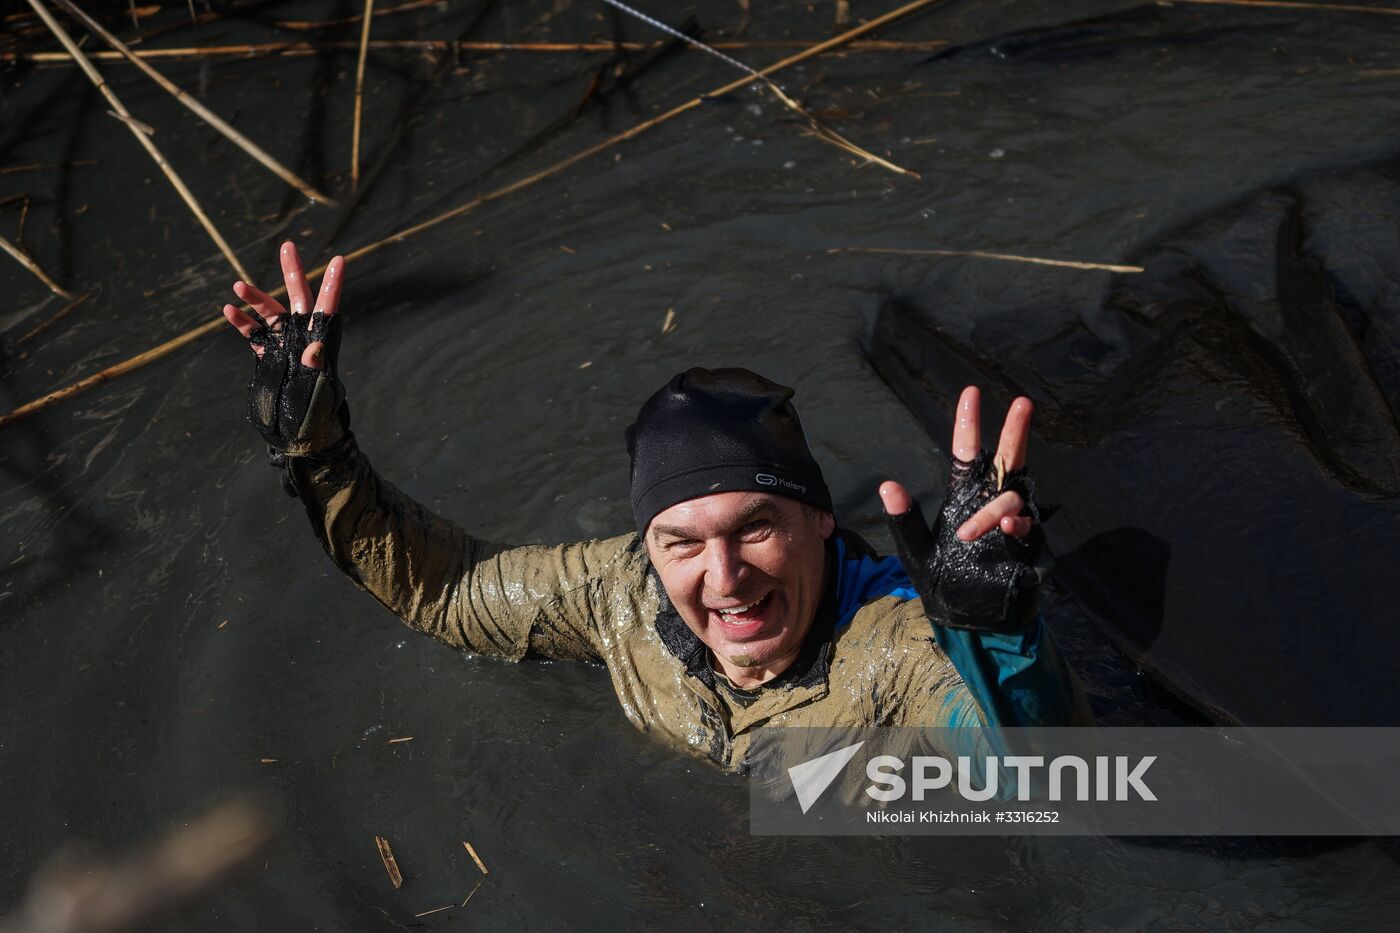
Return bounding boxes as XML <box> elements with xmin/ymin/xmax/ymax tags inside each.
<box><xmin>717</xmin><ymin>594</ymin><xmax>765</xmax><ymax>615</ymax></box>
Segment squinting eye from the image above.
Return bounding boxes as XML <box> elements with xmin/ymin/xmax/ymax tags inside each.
<box><xmin>741</xmin><ymin>521</ymin><xmax>770</xmax><ymax>536</ymax></box>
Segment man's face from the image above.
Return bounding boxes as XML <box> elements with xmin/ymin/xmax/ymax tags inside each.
<box><xmin>645</xmin><ymin>491</ymin><xmax>835</xmax><ymax>685</ymax></box>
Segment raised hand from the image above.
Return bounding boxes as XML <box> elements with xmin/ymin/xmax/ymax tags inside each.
<box><xmin>878</xmin><ymin>387</ymin><xmax>1046</xmax><ymax>633</ymax></box>
<box><xmin>222</xmin><ymin>242</ymin><xmax>351</xmax><ymax>466</ymax></box>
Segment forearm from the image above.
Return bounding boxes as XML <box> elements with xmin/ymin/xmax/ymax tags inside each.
<box><xmin>924</xmin><ymin>614</ymin><xmax>1091</xmax><ymax>800</ymax></box>
<box><xmin>284</xmin><ymin>433</ymin><xmax>482</xmax><ymax>650</ymax></box>
<box><xmin>932</xmin><ymin>614</ymin><xmax>1092</xmax><ymax>731</ymax></box>
<box><xmin>282</xmin><ymin>434</ymin><xmax>610</xmax><ymax>661</ymax></box>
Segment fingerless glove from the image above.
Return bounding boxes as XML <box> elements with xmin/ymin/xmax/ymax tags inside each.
<box><xmin>246</xmin><ymin>310</ymin><xmax>350</xmax><ymax>494</ymax></box>
<box><xmin>887</xmin><ymin>451</ymin><xmax>1047</xmax><ymax>634</ymax></box>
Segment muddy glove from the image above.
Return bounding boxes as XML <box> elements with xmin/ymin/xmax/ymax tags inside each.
<box><xmin>222</xmin><ymin>246</ymin><xmax>351</xmax><ymax>497</ymax></box>
<box><xmin>886</xmin><ymin>451</ymin><xmax>1047</xmax><ymax>634</ymax></box>
<box><xmin>246</xmin><ymin>310</ymin><xmax>348</xmax><ymax>449</ymax></box>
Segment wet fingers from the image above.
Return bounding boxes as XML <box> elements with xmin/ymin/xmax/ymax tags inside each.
<box><xmin>223</xmin><ymin>304</ymin><xmax>266</xmax><ymax>358</ymax></box>
<box><xmin>301</xmin><ymin>340</ymin><xmax>324</xmax><ymax>370</ymax></box>
<box><xmin>280</xmin><ymin>241</ymin><xmax>313</xmax><ymax>316</ymax></box>
<box><xmin>878</xmin><ymin>480</ymin><xmax>914</xmax><ymax>516</ymax></box>
<box><xmin>951</xmin><ymin>386</ymin><xmax>981</xmax><ymax>462</ymax></box>
<box><xmin>994</xmin><ymin>397</ymin><xmax>1034</xmax><ymax>475</ymax></box>
<box><xmin>999</xmin><ymin>515</ymin><xmax>1034</xmax><ymax>539</ymax></box>
<box><xmin>232</xmin><ymin>280</ymin><xmax>285</xmax><ymax>329</ymax></box>
<box><xmin>313</xmin><ymin>256</ymin><xmax>346</xmax><ymax>317</ymax></box>
<box><xmin>957</xmin><ymin>490</ymin><xmax>1025</xmax><ymax>542</ymax></box>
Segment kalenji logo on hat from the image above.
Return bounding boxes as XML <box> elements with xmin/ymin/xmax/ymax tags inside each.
<box><xmin>755</xmin><ymin>473</ymin><xmax>807</xmax><ymax>493</ymax></box>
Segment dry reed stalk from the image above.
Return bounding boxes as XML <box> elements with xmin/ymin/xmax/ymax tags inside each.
<box><xmin>49</xmin><ymin>0</ymin><xmax>335</xmax><ymax>205</ymax></box>
<box><xmin>16</xmin><ymin>290</ymin><xmax>93</xmax><ymax>345</ymax></box>
<box><xmin>604</xmin><ymin>0</ymin><xmax>916</xmax><ymax>176</ymax></box>
<box><xmin>0</xmin><ymin>159</ymin><xmax>97</xmax><ymax>174</ymax></box>
<box><xmin>1174</xmin><ymin>0</ymin><xmax>1400</xmax><ymax>14</ymax></box>
<box><xmin>352</xmin><ymin>0</ymin><xmax>376</xmax><ymax>190</ymax></box>
<box><xmin>414</xmin><ymin>904</ymin><xmax>454</xmax><ymax>918</ymax></box>
<box><xmin>463</xmin><ymin>841</ymin><xmax>488</xmax><ymax>875</ymax></box>
<box><xmin>1</xmin><ymin>38</ymin><xmax>950</xmax><ymax>64</ymax></box>
<box><xmin>0</xmin><ymin>0</ymin><xmax>948</xmax><ymax>430</ymax></box>
<box><xmin>374</xmin><ymin>836</ymin><xmax>404</xmax><ymax>889</ymax></box>
<box><xmin>16</xmin><ymin>194</ymin><xmax>31</xmax><ymax>242</ymax></box>
<box><xmin>830</xmin><ymin>246</ymin><xmax>1144</xmax><ymax>273</ymax></box>
<box><xmin>23</xmin><ymin>0</ymin><xmax>252</xmax><ymax>283</ymax></box>
<box><xmin>0</xmin><ymin>232</ymin><xmax>73</xmax><ymax>299</ymax></box>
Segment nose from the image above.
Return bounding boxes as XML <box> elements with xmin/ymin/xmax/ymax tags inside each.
<box><xmin>704</xmin><ymin>538</ymin><xmax>749</xmax><ymax>597</ymax></box>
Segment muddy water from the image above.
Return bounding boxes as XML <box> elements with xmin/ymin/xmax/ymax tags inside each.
<box><xmin>3</xmin><ymin>0</ymin><xmax>1400</xmax><ymax>928</ymax></box>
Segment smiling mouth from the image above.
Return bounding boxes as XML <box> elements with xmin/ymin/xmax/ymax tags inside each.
<box><xmin>713</xmin><ymin>591</ymin><xmax>772</xmax><ymax>624</ymax></box>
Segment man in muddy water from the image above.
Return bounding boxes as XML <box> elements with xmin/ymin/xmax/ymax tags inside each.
<box><xmin>221</xmin><ymin>242</ymin><xmax>1091</xmax><ymax>770</ymax></box>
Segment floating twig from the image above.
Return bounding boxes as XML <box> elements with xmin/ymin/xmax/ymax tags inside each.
<box><xmin>387</xmin><ymin>735</ymin><xmax>413</xmax><ymax>744</ymax></box>
<box><xmin>414</xmin><ymin>904</ymin><xmax>455</xmax><ymax>918</ymax></box>
<box><xmin>0</xmin><ymin>160</ymin><xmax>98</xmax><ymax>174</ymax></box>
<box><xmin>375</xmin><ymin>835</ymin><xmax>404</xmax><ymax>889</ymax></box>
<box><xmin>16</xmin><ymin>290</ymin><xmax>92</xmax><ymax>345</ymax></box>
<box><xmin>352</xmin><ymin>0</ymin><xmax>375</xmax><ymax>191</ymax></box>
<box><xmin>460</xmin><ymin>878</ymin><xmax>485</xmax><ymax>907</ymax></box>
<box><xmin>0</xmin><ymin>38</ymin><xmax>951</xmax><ymax>64</ymax></box>
<box><xmin>0</xmin><ymin>233</ymin><xmax>73</xmax><ymax>299</ymax></box>
<box><xmin>316</xmin><ymin>0</ymin><xmax>501</xmax><ymax>251</ymax></box>
<box><xmin>15</xmin><ymin>194</ymin><xmax>31</xmax><ymax>242</ymax></box>
<box><xmin>48</xmin><ymin>0</ymin><xmax>335</xmax><ymax>205</ymax></box>
<box><xmin>829</xmin><ymin>246</ymin><xmax>1144</xmax><ymax>273</ymax></box>
<box><xmin>603</xmin><ymin>0</ymin><xmax>918</xmax><ymax>177</ymax></box>
<box><xmin>106</xmin><ymin>109</ymin><xmax>156</xmax><ymax>135</ymax></box>
<box><xmin>23</xmin><ymin>0</ymin><xmax>252</xmax><ymax>283</ymax></box>
<box><xmin>0</xmin><ymin>0</ymin><xmax>947</xmax><ymax>430</ymax></box>
<box><xmin>661</xmin><ymin>307</ymin><xmax>677</xmax><ymax>333</ymax></box>
<box><xmin>463</xmin><ymin>841</ymin><xmax>489</xmax><ymax>876</ymax></box>
<box><xmin>1173</xmin><ymin>0</ymin><xmax>1400</xmax><ymax>14</ymax></box>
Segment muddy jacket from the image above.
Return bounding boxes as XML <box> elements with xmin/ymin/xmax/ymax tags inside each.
<box><xmin>288</xmin><ymin>436</ymin><xmax>1091</xmax><ymax>771</ymax></box>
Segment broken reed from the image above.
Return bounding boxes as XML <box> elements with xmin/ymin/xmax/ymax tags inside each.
<box><xmin>0</xmin><ymin>0</ymin><xmax>951</xmax><ymax>430</ymax></box>
<box><xmin>22</xmin><ymin>0</ymin><xmax>252</xmax><ymax>282</ymax></box>
<box><xmin>2</xmin><ymin>38</ymin><xmax>951</xmax><ymax>64</ymax></box>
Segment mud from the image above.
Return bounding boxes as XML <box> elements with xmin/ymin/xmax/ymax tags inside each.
<box><xmin>3</xmin><ymin>0</ymin><xmax>1400</xmax><ymax>928</ymax></box>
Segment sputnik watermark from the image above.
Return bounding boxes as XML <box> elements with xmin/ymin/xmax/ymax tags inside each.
<box><xmin>787</xmin><ymin>741</ymin><xmax>1154</xmax><ymax>813</ymax></box>
<box><xmin>750</xmin><ymin>727</ymin><xmax>1400</xmax><ymax>836</ymax></box>
<box><xmin>865</xmin><ymin>753</ymin><xmax>1155</xmax><ymax>802</ymax></box>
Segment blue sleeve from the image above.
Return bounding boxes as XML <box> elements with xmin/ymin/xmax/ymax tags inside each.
<box><xmin>931</xmin><ymin>614</ymin><xmax>1091</xmax><ymax>731</ymax></box>
<box><xmin>929</xmin><ymin>614</ymin><xmax>1093</xmax><ymax>799</ymax></box>
<box><xmin>831</xmin><ymin>540</ymin><xmax>1092</xmax><ymax>797</ymax></box>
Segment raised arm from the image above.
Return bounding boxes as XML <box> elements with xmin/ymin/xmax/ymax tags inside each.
<box><xmin>221</xmin><ymin>242</ymin><xmax>613</xmax><ymax>662</ymax></box>
<box><xmin>879</xmin><ymin>387</ymin><xmax>1092</xmax><ymax>732</ymax></box>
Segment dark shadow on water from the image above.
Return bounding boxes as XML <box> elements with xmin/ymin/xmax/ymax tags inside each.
<box><xmin>925</xmin><ymin>2</ymin><xmax>1279</xmax><ymax>65</ymax></box>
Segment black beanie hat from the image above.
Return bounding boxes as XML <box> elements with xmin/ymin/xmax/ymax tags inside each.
<box><xmin>626</xmin><ymin>367</ymin><xmax>833</xmax><ymax>537</ymax></box>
